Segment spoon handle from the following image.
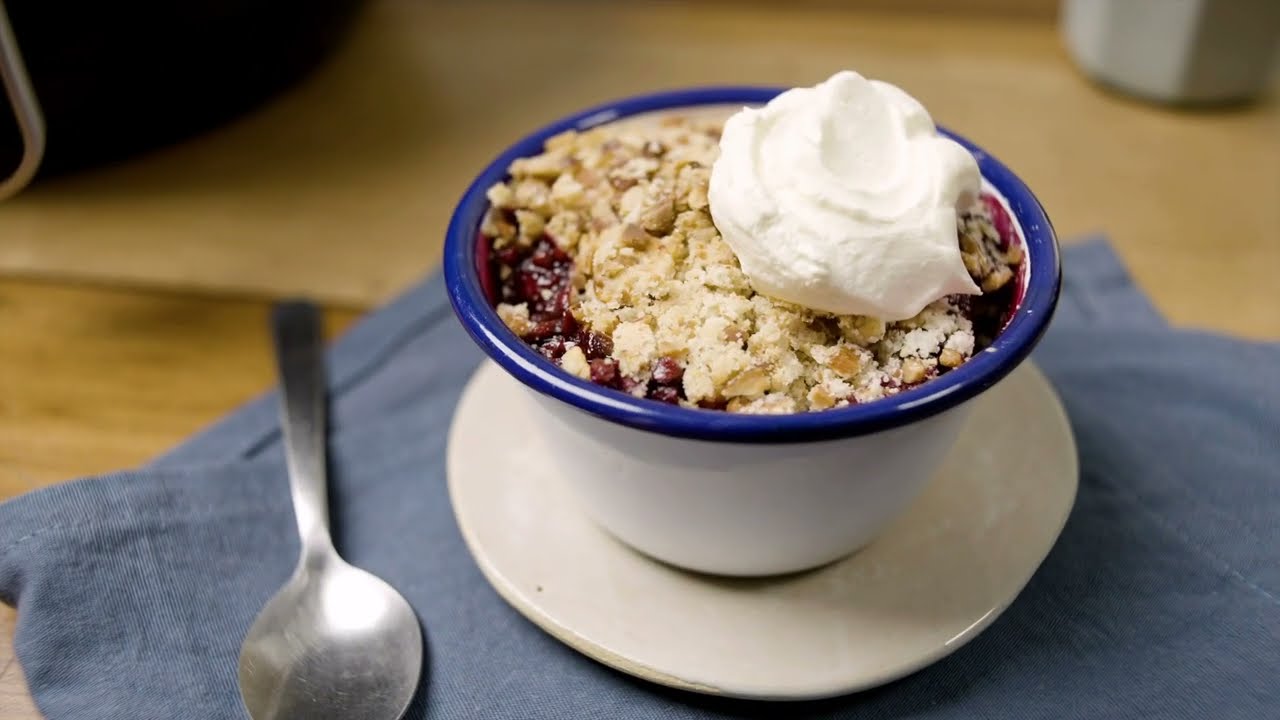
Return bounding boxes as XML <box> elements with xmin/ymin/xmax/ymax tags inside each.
<box><xmin>271</xmin><ymin>300</ymin><xmax>334</xmax><ymax>563</ymax></box>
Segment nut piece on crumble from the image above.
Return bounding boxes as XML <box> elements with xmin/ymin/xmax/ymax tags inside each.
<box><xmin>483</xmin><ymin>114</ymin><xmax>1023</xmax><ymax>414</ymax></box>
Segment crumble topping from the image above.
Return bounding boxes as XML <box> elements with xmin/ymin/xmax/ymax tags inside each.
<box><xmin>482</xmin><ymin>113</ymin><xmax>1023</xmax><ymax>413</ymax></box>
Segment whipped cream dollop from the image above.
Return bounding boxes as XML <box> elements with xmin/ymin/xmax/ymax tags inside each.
<box><xmin>707</xmin><ymin>70</ymin><xmax>982</xmax><ymax>320</ymax></box>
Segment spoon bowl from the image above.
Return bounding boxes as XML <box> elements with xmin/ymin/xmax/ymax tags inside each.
<box><xmin>239</xmin><ymin>555</ymin><xmax>422</xmax><ymax>720</ymax></box>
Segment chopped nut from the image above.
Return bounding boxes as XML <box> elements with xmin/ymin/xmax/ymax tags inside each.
<box><xmin>515</xmin><ymin>209</ymin><xmax>545</xmax><ymax>239</ymax></box>
<box><xmin>637</xmin><ymin>184</ymin><xmax>675</xmax><ymax>236</ymax></box>
<box><xmin>808</xmin><ymin>385</ymin><xmax>837</xmax><ymax>410</ymax></box>
<box><xmin>560</xmin><ymin>345</ymin><xmax>591</xmax><ymax>379</ymax></box>
<box><xmin>839</xmin><ymin>315</ymin><xmax>885</xmax><ymax>345</ymax></box>
<box><xmin>617</xmin><ymin>184</ymin><xmax>646</xmax><ymax>219</ymax></box>
<box><xmin>549</xmin><ymin>173</ymin><xmax>587</xmax><ymax>208</ymax></box>
<box><xmin>675</xmin><ymin>165</ymin><xmax>711</xmax><ymax>211</ymax></box>
<box><xmin>609</xmin><ymin>156</ymin><xmax>660</xmax><ymax>188</ymax></box>
<box><xmin>576</xmin><ymin>168</ymin><xmax>605</xmax><ymax>189</ymax></box>
<box><xmin>1004</xmin><ymin>243</ymin><xmax>1024</xmax><ymax>265</ymax></box>
<box><xmin>594</xmin><ymin>222</ymin><xmax>649</xmax><ymax>258</ymax></box>
<box><xmin>939</xmin><ymin>348</ymin><xmax>964</xmax><ymax>368</ymax></box>
<box><xmin>510</xmin><ymin>149</ymin><xmax>570</xmax><ymax>179</ymax></box>
<box><xmin>827</xmin><ymin>346</ymin><xmax>864</xmax><ymax>378</ymax></box>
<box><xmin>480</xmin><ymin>207</ymin><xmax>517</xmax><ymax>242</ymax></box>
<box><xmin>588</xmin><ymin>197</ymin><xmax>620</xmax><ymax>232</ymax></box>
<box><xmin>609</xmin><ymin>176</ymin><xmax>639</xmax><ymax>192</ymax></box>
<box><xmin>496</xmin><ymin>303</ymin><xmax>532</xmax><ymax>337</ymax></box>
<box><xmin>545</xmin><ymin>129</ymin><xmax>578</xmax><ymax>151</ymax></box>
<box><xmin>674</xmin><ymin>208</ymin><xmax>715</xmax><ymax>233</ymax></box>
<box><xmin>486</xmin><ymin>183</ymin><xmax>515</xmax><ymax>209</ymax></box>
<box><xmin>513</xmin><ymin>179</ymin><xmax>552</xmax><ymax>215</ymax></box>
<box><xmin>723</xmin><ymin>367</ymin><xmax>770</xmax><ymax>398</ymax></box>
<box><xmin>545</xmin><ymin>211</ymin><xmax>582</xmax><ymax>250</ymax></box>
<box><xmin>962</xmin><ymin>252</ymin><xmax>986</xmax><ymax>278</ymax></box>
<box><xmin>981</xmin><ymin>264</ymin><xmax>1014</xmax><ymax>292</ymax></box>
<box><xmin>901</xmin><ymin>358</ymin><xmax>927</xmax><ymax>384</ymax></box>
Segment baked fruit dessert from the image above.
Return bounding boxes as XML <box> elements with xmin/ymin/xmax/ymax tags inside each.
<box><xmin>481</xmin><ymin>72</ymin><xmax>1024</xmax><ymax>414</ymax></box>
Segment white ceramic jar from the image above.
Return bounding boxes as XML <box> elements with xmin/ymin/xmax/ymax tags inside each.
<box><xmin>1062</xmin><ymin>0</ymin><xmax>1280</xmax><ymax>104</ymax></box>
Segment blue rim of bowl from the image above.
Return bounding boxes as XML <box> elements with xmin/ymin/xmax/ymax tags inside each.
<box><xmin>444</xmin><ymin>86</ymin><xmax>1060</xmax><ymax>444</ymax></box>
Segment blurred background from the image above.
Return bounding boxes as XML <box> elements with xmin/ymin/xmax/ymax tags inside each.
<box><xmin>0</xmin><ymin>0</ymin><xmax>1277</xmax><ymax>335</ymax></box>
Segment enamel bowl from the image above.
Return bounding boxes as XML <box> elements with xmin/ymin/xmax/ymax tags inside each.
<box><xmin>444</xmin><ymin>87</ymin><xmax>1060</xmax><ymax>576</ymax></box>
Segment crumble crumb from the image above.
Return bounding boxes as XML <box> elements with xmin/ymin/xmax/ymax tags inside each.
<box><xmin>487</xmin><ymin>113</ymin><xmax>1022</xmax><ymax>413</ymax></box>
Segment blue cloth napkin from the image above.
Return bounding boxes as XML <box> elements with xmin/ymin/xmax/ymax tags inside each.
<box><xmin>1</xmin><ymin>239</ymin><xmax>1276</xmax><ymax>720</ymax></box>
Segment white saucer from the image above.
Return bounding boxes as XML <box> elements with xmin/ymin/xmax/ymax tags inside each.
<box><xmin>447</xmin><ymin>361</ymin><xmax>1077</xmax><ymax>700</ymax></box>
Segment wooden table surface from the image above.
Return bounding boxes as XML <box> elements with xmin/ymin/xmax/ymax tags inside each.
<box><xmin>1</xmin><ymin>0</ymin><xmax>1276</xmax><ymax>716</ymax></box>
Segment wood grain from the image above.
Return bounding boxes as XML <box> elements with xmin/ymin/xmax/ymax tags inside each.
<box><xmin>0</xmin><ymin>280</ymin><xmax>359</xmax><ymax>718</ymax></box>
<box><xmin>0</xmin><ymin>282</ymin><xmax>359</xmax><ymax>489</ymax></box>
<box><xmin>0</xmin><ymin>0</ymin><xmax>1275</xmax><ymax>336</ymax></box>
<box><xmin>0</xmin><ymin>610</ymin><xmax>29</xmax><ymax>719</ymax></box>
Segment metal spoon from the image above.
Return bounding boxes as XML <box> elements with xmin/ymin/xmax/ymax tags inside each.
<box><xmin>238</xmin><ymin>301</ymin><xmax>422</xmax><ymax>720</ymax></box>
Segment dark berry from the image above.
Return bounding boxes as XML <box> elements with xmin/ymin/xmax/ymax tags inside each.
<box><xmin>651</xmin><ymin>356</ymin><xmax>684</xmax><ymax>385</ymax></box>
<box><xmin>524</xmin><ymin>317</ymin><xmax>560</xmax><ymax>340</ymax></box>
<box><xmin>648</xmin><ymin>386</ymin><xmax>680</xmax><ymax>404</ymax></box>
<box><xmin>589</xmin><ymin>359</ymin><xmax>618</xmax><ymax>387</ymax></box>
<box><xmin>539</xmin><ymin>339</ymin><xmax>567</xmax><ymax>359</ymax></box>
<box><xmin>550</xmin><ymin>286</ymin><xmax>572</xmax><ymax>315</ymax></box>
<box><xmin>529</xmin><ymin>241</ymin><xmax>569</xmax><ymax>269</ymax></box>
<box><xmin>494</xmin><ymin>246</ymin><xmax>524</xmax><ymax>266</ymax></box>
<box><xmin>580</xmin><ymin>331</ymin><xmax>613</xmax><ymax>360</ymax></box>
<box><xmin>517</xmin><ymin>270</ymin><xmax>544</xmax><ymax>304</ymax></box>
<box><xmin>557</xmin><ymin>310</ymin><xmax>578</xmax><ymax>337</ymax></box>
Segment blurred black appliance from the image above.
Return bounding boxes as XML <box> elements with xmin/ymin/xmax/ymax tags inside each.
<box><xmin>0</xmin><ymin>0</ymin><xmax>366</xmax><ymax>180</ymax></box>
